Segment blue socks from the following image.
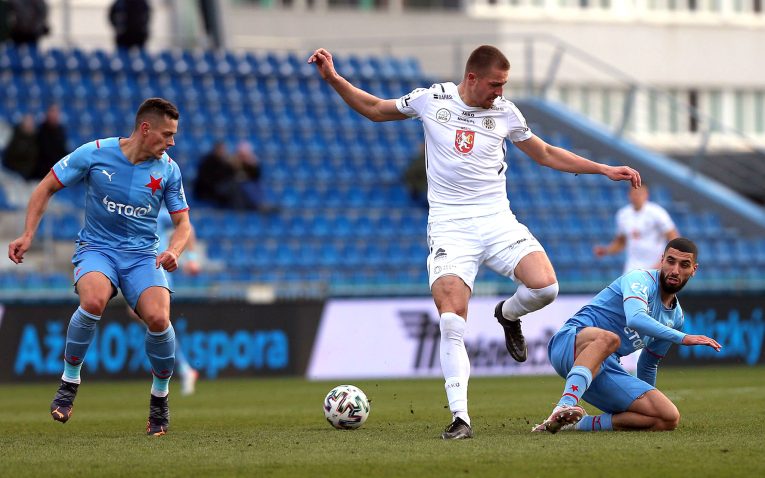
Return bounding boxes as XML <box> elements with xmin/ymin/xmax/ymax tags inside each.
<box><xmin>62</xmin><ymin>307</ymin><xmax>101</xmax><ymax>384</ymax></box>
<box><xmin>576</xmin><ymin>413</ymin><xmax>614</xmax><ymax>431</ymax></box>
<box><xmin>557</xmin><ymin>365</ymin><xmax>593</xmax><ymax>408</ymax></box>
<box><xmin>146</xmin><ymin>324</ymin><xmax>176</xmax><ymax>397</ymax></box>
<box><xmin>61</xmin><ymin>306</ymin><xmax>177</xmax><ymax>397</ymax></box>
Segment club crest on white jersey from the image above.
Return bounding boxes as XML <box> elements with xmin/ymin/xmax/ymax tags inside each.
<box><xmin>455</xmin><ymin>130</ymin><xmax>475</xmax><ymax>154</ymax></box>
<box><xmin>395</xmin><ymin>81</ymin><xmax>533</xmax><ymax>220</ymax></box>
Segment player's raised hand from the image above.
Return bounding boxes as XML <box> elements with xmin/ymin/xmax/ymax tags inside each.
<box><xmin>682</xmin><ymin>334</ymin><xmax>722</xmax><ymax>352</ymax></box>
<box><xmin>8</xmin><ymin>236</ymin><xmax>32</xmax><ymax>264</ymax></box>
<box><xmin>156</xmin><ymin>250</ymin><xmax>179</xmax><ymax>272</ymax></box>
<box><xmin>604</xmin><ymin>165</ymin><xmax>642</xmax><ymax>188</ymax></box>
<box><xmin>308</xmin><ymin>48</ymin><xmax>338</xmax><ymax>81</ymax></box>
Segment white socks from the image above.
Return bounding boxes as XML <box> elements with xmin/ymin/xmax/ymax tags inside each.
<box><xmin>501</xmin><ymin>283</ymin><xmax>559</xmax><ymax>320</ymax></box>
<box><xmin>440</xmin><ymin>312</ymin><xmax>470</xmax><ymax>425</ymax></box>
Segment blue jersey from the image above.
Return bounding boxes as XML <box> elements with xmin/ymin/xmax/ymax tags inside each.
<box><xmin>567</xmin><ymin>269</ymin><xmax>686</xmax><ymax>359</ymax></box>
<box><xmin>51</xmin><ymin>137</ymin><xmax>188</xmax><ymax>252</ymax></box>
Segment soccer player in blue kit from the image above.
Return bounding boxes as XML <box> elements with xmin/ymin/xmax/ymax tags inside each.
<box><xmin>533</xmin><ymin>237</ymin><xmax>721</xmax><ymax>433</ymax></box>
<box><xmin>7</xmin><ymin>98</ymin><xmax>191</xmax><ymax>436</ymax></box>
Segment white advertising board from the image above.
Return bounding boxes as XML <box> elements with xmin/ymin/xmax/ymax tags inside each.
<box><xmin>308</xmin><ymin>296</ymin><xmax>638</xmax><ymax>380</ymax></box>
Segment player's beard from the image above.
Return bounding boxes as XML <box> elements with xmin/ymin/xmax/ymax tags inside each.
<box><xmin>659</xmin><ymin>270</ymin><xmax>688</xmax><ymax>294</ymax></box>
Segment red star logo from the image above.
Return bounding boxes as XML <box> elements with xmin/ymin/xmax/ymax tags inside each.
<box><xmin>570</xmin><ymin>385</ymin><xmax>579</xmax><ymax>392</ymax></box>
<box><xmin>145</xmin><ymin>175</ymin><xmax>162</xmax><ymax>195</ymax></box>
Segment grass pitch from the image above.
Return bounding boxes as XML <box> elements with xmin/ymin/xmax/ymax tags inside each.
<box><xmin>1</xmin><ymin>366</ymin><xmax>763</xmax><ymax>477</ymax></box>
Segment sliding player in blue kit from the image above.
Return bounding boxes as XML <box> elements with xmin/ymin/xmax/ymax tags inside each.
<box><xmin>8</xmin><ymin>98</ymin><xmax>191</xmax><ymax>436</ymax></box>
<box><xmin>533</xmin><ymin>238</ymin><xmax>721</xmax><ymax>433</ymax></box>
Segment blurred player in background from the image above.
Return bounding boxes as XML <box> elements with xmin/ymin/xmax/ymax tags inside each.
<box><xmin>533</xmin><ymin>238</ymin><xmax>720</xmax><ymax>433</ymax></box>
<box><xmin>309</xmin><ymin>45</ymin><xmax>641</xmax><ymax>439</ymax></box>
<box><xmin>594</xmin><ymin>184</ymin><xmax>679</xmax><ymax>273</ymax></box>
<box><xmin>125</xmin><ymin>208</ymin><xmax>200</xmax><ymax>396</ymax></box>
<box><xmin>8</xmin><ymin>98</ymin><xmax>190</xmax><ymax>436</ymax></box>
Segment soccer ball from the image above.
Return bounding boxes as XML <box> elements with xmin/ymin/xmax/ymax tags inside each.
<box><xmin>323</xmin><ymin>384</ymin><xmax>370</xmax><ymax>430</ymax></box>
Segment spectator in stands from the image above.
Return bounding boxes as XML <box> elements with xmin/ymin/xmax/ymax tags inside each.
<box><xmin>594</xmin><ymin>184</ymin><xmax>679</xmax><ymax>273</ymax></box>
<box><xmin>0</xmin><ymin>0</ymin><xmax>12</xmax><ymax>44</ymax></box>
<box><xmin>2</xmin><ymin>114</ymin><xmax>38</xmax><ymax>180</ymax></box>
<box><xmin>108</xmin><ymin>0</ymin><xmax>151</xmax><ymax>50</ymax></box>
<box><xmin>7</xmin><ymin>0</ymin><xmax>49</xmax><ymax>48</ymax></box>
<box><xmin>309</xmin><ymin>45</ymin><xmax>641</xmax><ymax>441</ymax></box>
<box><xmin>193</xmin><ymin>141</ymin><xmax>240</xmax><ymax>208</ymax></box>
<box><xmin>194</xmin><ymin>141</ymin><xmax>272</xmax><ymax>211</ymax></box>
<box><xmin>198</xmin><ymin>0</ymin><xmax>222</xmax><ymax>49</ymax></box>
<box><xmin>232</xmin><ymin>140</ymin><xmax>269</xmax><ymax>211</ymax></box>
<box><xmin>402</xmin><ymin>143</ymin><xmax>427</xmax><ymax>209</ymax></box>
<box><xmin>32</xmin><ymin>104</ymin><xmax>68</xmax><ymax>180</ymax></box>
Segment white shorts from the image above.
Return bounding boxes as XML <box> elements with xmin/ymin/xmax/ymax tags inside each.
<box><xmin>426</xmin><ymin>209</ymin><xmax>545</xmax><ymax>290</ymax></box>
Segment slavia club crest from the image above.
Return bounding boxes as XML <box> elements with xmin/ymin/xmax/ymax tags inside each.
<box><xmin>454</xmin><ymin>129</ymin><xmax>475</xmax><ymax>154</ymax></box>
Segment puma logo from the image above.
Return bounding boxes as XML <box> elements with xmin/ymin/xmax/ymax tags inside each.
<box><xmin>101</xmin><ymin>170</ymin><xmax>115</xmax><ymax>181</ymax></box>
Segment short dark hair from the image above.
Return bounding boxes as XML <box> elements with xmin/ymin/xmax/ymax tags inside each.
<box><xmin>464</xmin><ymin>45</ymin><xmax>510</xmax><ymax>77</ymax></box>
<box><xmin>665</xmin><ymin>237</ymin><xmax>698</xmax><ymax>261</ymax></box>
<box><xmin>134</xmin><ymin>98</ymin><xmax>179</xmax><ymax>129</ymax></box>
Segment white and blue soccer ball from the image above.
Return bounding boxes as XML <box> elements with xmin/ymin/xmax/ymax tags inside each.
<box><xmin>323</xmin><ymin>384</ymin><xmax>370</xmax><ymax>430</ymax></box>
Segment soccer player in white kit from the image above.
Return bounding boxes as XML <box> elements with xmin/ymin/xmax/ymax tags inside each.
<box><xmin>594</xmin><ymin>184</ymin><xmax>678</xmax><ymax>273</ymax></box>
<box><xmin>308</xmin><ymin>45</ymin><xmax>642</xmax><ymax>439</ymax></box>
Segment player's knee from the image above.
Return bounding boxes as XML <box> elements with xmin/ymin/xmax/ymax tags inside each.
<box><xmin>529</xmin><ymin>282</ymin><xmax>558</xmax><ymax>309</ymax></box>
<box><xmin>432</xmin><ymin>277</ymin><xmax>469</xmax><ymax>317</ymax></box>
<box><xmin>79</xmin><ymin>298</ymin><xmax>108</xmax><ymax>316</ymax></box>
<box><xmin>142</xmin><ymin>312</ymin><xmax>170</xmax><ymax>333</ymax></box>
<box><xmin>597</xmin><ymin>330</ymin><xmax>621</xmax><ymax>354</ymax></box>
<box><xmin>661</xmin><ymin>408</ymin><xmax>680</xmax><ymax>431</ymax></box>
<box><xmin>649</xmin><ymin>401</ymin><xmax>680</xmax><ymax>431</ymax></box>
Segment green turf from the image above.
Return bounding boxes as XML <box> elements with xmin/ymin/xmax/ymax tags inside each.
<box><xmin>1</xmin><ymin>366</ymin><xmax>763</xmax><ymax>477</ymax></box>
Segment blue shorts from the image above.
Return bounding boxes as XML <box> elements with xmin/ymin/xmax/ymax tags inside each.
<box><xmin>72</xmin><ymin>246</ymin><xmax>172</xmax><ymax>310</ymax></box>
<box><xmin>547</xmin><ymin>322</ymin><xmax>654</xmax><ymax>414</ymax></box>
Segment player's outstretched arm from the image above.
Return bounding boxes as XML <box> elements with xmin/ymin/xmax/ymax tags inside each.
<box><xmin>8</xmin><ymin>172</ymin><xmax>63</xmax><ymax>264</ymax></box>
<box><xmin>515</xmin><ymin>135</ymin><xmax>641</xmax><ymax>188</ymax></box>
<box><xmin>681</xmin><ymin>334</ymin><xmax>722</xmax><ymax>352</ymax></box>
<box><xmin>307</xmin><ymin>48</ymin><xmax>407</xmax><ymax>122</ymax></box>
<box><xmin>594</xmin><ymin>234</ymin><xmax>626</xmax><ymax>258</ymax></box>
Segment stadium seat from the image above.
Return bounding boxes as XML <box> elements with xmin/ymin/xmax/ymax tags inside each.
<box><xmin>0</xmin><ymin>44</ymin><xmax>758</xmax><ymax>297</ymax></box>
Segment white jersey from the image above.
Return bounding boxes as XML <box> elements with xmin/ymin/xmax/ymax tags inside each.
<box><xmin>616</xmin><ymin>201</ymin><xmax>676</xmax><ymax>272</ymax></box>
<box><xmin>396</xmin><ymin>82</ymin><xmax>533</xmax><ymax>221</ymax></box>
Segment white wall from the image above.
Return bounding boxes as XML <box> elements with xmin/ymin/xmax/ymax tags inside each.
<box><xmin>221</xmin><ymin>6</ymin><xmax>765</xmax><ymax>89</ymax></box>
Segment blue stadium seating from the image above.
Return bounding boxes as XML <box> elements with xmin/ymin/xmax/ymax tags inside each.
<box><xmin>0</xmin><ymin>44</ymin><xmax>761</xmax><ymax>297</ymax></box>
